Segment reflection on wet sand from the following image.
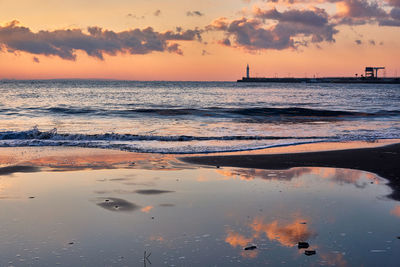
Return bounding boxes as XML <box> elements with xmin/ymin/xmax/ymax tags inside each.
<box><xmin>390</xmin><ymin>205</ymin><xmax>400</xmax><ymax>217</ymax></box>
<box><xmin>0</xmin><ymin>148</ymin><xmax>398</xmax><ymax>266</ymax></box>
<box><xmin>217</xmin><ymin>167</ymin><xmax>378</xmax><ymax>188</ymax></box>
<box><xmin>250</xmin><ymin>217</ymin><xmax>315</xmax><ymax>247</ymax></box>
<box><xmin>93</xmin><ymin>188</ymin><xmax>174</xmax><ymax>195</ymax></box>
<box><xmin>225</xmin><ymin>230</ymin><xmax>253</xmax><ymax>248</ymax></box>
<box><xmin>0</xmin><ymin>147</ymin><xmax>189</xmax><ymax>172</ymax></box>
<box><xmin>141</xmin><ymin>205</ymin><xmax>154</xmax><ymax>213</ymax></box>
<box><xmin>225</xmin><ymin>216</ymin><xmax>315</xmax><ymax>249</ymax></box>
<box><xmin>320</xmin><ymin>252</ymin><xmax>348</xmax><ymax>267</ymax></box>
<box><xmin>96</xmin><ymin>197</ymin><xmax>140</xmax><ymax>212</ymax></box>
<box><xmin>225</xmin><ymin>216</ymin><xmax>317</xmax><ymax>260</ymax></box>
<box><xmin>0</xmin><ymin>165</ymin><xmax>40</xmax><ymax>175</ymax></box>
<box><xmin>135</xmin><ymin>189</ymin><xmax>174</xmax><ymax>195</ymax></box>
<box><xmin>159</xmin><ymin>203</ymin><xmax>175</xmax><ymax>207</ymax></box>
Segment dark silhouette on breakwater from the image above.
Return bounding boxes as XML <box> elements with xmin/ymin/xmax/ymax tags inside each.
<box><xmin>238</xmin><ymin>66</ymin><xmax>400</xmax><ymax>84</ymax></box>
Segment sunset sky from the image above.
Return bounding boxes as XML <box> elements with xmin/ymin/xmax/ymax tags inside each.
<box><xmin>1</xmin><ymin>0</ymin><xmax>399</xmax><ymax>80</ymax></box>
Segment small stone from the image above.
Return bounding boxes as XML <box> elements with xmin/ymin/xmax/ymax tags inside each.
<box><xmin>305</xmin><ymin>250</ymin><xmax>316</xmax><ymax>256</ymax></box>
<box><xmin>114</xmin><ymin>205</ymin><xmax>119</xmax><ymax>208</ymax></box>
<box><xmin>244</xmin><ymin>245</ymin><xmax>257</xmax><ymax>250</ymax></box>
<box><xmin>298</xmin><ymin>242</ymin><xmax>309</xmax><ymax>249</ymax></box>
<box><xmin>216</xmin><ymin>166</ymin><xmax>220</xmax><ymax>169</ymax></box>
<box><xmin>68</xmin><ymin>242</ymin><xmax>74</xmax><ymax>245</ymax></box>
<box><xmin>29</xmin><ymin>196</ymin><xmax>35</xmax><ymax>199</ymax></box>
<box><xmin>151</xmin><ymin>217</ymin><xmax>154</xmax><ymax>219</ymax></box>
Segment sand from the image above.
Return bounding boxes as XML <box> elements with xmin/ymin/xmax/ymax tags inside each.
<box><xmin>182</xmin><ymin>142</ymin><xmax>400</xmax><ymax>200</ymax></box>
<box><xmin>1</xmin><ymin>141</ymin><xmax>399</xmax><ymax>200</ymax></box>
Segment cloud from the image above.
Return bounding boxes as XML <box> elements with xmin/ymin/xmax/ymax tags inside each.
<box><xmin>0</xmin><ymin>20</ymin><xmax>202</xmax><ymax>60</ymax></box>
<box><xmin>187</xmin><ymin>11</ymin><xmax>204</xmax><ymax>17</ymax></box>
<box><xmin>379</xmin><ymin>7</ymin><xmax>400</xmax><ymax>26</ymax></box>
<box><xmin>201</xmin><ymin>49</ymin><xmax>210</xmax><ymax>55</ymax></box>
<box><xmin>390</xmin><ymin>7</ymin><xmax>400</xmax><ymax>20</ymax></box>
<box><xmin>127</xmin><ymin>13</ymin><xmax>145</xmax><ymax>20</ymax></box>
<box><xmin>254</xmin><ymin>7</ymin><xmax>329</xmax><ymax>26</ymax></box>
<box><xmin>208</xmin><ymin>2</ymin><xmax>399</xmax><ymax>52</ymax></box>
<box><xmin>336</xmin><ymin>0</ymin><xmax>388</xmax><ymax>25</ymax></box>
<box><xmin>154</xmin><ymin>9</ymin><xmax>161</xmax><ymax>16</ymax></box>
<box><xmin>387</xmin><ymin>0</ymin><xmax>400</xmax><ymax>7</ymax></box>
<box><xmin>218</xmin><ymin>38</ymin><xmax>231</xmax><ymax>46</ymax></box>
<box><xmin>379</xmin><ymin>18</ymin><xmax>400</xmax><ymax>26</ymax></box>
<box><xmin>208</xmin><ymin>9</ymin><xmax>337</xmax><ymax>51</ymax></box>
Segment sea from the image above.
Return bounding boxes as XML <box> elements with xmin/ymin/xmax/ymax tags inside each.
<box><xmin>0</xmin><ymin>80</ymin><xmax>399</xmax><ymax>154</ymax></box>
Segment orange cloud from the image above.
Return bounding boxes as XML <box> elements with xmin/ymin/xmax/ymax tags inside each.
<box><xmin>250</xmin><ymin>217</ymin><xmax>315</xmax><ymax>247</ymax></box>
<box><xmin>336</xmin><ymin>2</ymin><xmax>350</xmax><ymax>16</ymax></box>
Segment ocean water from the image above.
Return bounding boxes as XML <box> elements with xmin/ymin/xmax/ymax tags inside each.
<box><xmin>0</xmin><ymin>80</ymin><xmax>399</xmax><ymax>153</ymax></box>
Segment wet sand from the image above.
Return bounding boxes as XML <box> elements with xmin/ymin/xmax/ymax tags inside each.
<box><xmin>1</xmin><ymin>144</ymin><xmax>400</xmax><ymax>265</ymax></box>
<box><xmin>182</xmin><ymin>143</ymin><xmax>400</xmax><ymax>200</ymax></box>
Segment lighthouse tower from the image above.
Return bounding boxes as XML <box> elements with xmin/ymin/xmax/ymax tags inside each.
<box><xmin>246</xmin><ymin>64</ymin><xmax>250</xmax><ymax>78</ymax></box>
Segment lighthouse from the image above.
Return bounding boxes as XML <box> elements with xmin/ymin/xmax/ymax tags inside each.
<box><xmin>246</xmin><ymin>64</ymin><xmax>250</xmax><ymax>78</ymax></box>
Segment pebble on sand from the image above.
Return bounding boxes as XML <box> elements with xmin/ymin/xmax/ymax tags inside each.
<box><xmin>244</xmin><ymin>245</ymin><xmax>257</xmax><ymax>250</ymax></box>
<box><xmin>298</xmin><ymin>242</ymin><xmax>309</xmax><ymax>249</ymax></box>
<box><xmin>305</xmin><ymin>250</ymin><xmax>316</xmax><ymax>256</ymax></box>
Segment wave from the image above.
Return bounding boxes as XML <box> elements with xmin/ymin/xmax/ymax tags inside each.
<box><xmin>0</xmin><ymin>127</ymin><xmax>333</xmax><ymax>142</ymax></box>
<box><xmin>0</xmin><ymin>127</ymin><xmax>398</xmax><ymax>154</ymax></box>
<box><xmin>5</xmin><ymin>106</ymin><xmax>400</xmax><ymax>119</ymax></box>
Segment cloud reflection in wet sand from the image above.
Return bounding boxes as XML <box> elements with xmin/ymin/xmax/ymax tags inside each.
<box><xmin>0</xmin><ymin>147</ymin><xmax>186</xmax><ymax>172</ymax></box>
<box><xmin>135</xmin><ymin>189</ymin><xmax>174</xmax><ymax>195</ymax></box>
<box><xmin>250</xmin><ymin>217</ymin><xmax>315</xmax><ymax>247</ymax></box>
<box><xmin>320</xmin><ymin>252</ymin><xmax>348</xmax><ymax>267</ymax></box>
<box><xmin>141</xmin><ymin>205</ymin><xmax>154</xmax><ymax>213</ymax></box>
<box><xmin>225</xmin><ymin>216</ymin><xmax>316</xmax><ymax>259</ymax></box>
<box><xmin>390</xmin><ymin>205</ymin><xmax>400</xmax><ymax>217</ymax></box>
<box><xmin>225</xmin><ymin>230</ymin><xmax>253</xmax><ymax>248</ymax></box>
<box><xmin>96</xmin><ymin>197</ymin><xmax>140</xmax><ymax>212</ymax></box>
<box><xmin>216</xmin><ymin>167</ymin><xmax>377</xmax><ymax>188</ymax></box>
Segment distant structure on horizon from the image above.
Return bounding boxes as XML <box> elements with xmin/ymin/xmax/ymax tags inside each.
<box><xmin>238</xmin><ymin>65</ymin><xmax>399</xmax><ymax>84</ymax></box>
<box><xmin>364</xmin><ymin>67</ymin><xmax>385</xmax><ymax>79</ymax></box>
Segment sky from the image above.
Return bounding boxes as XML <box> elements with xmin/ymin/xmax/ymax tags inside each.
<box><xmin>0</xmin><ymin>0</ymin><xmax>399</xmax><ymax>80</ymax></box>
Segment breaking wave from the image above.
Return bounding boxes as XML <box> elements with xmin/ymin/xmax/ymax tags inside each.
<box><xmin>0</xmin><ymin>127</ymin><xmax>332</xmax><ymax>142</ymax></box>
<box><xmin>0</xmin><ymin>127</ymin><xmax>398</xmax><ymax>154</ymax></box>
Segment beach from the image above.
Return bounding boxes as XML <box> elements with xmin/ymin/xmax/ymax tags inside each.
<box><xmin>183</xmin><ymin>140</ymin><xmax>400</xmax><ymax>200</ymax></box>
<box><xmin>1</xmin><ymin>141</ymin><xmax>400</xmax><ymax>265</ymax></box>
<box><xmin>2</xmin><ymin>0</ymin><xmax>400</xmax><ymax>264</ymax></box>
<box><xmin>1</xmin><ymin>80</ymin><xmax>399</xmax><ymax>265</ymax></box>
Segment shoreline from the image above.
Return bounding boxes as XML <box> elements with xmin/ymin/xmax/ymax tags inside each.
<box><xmin>182</xmin><ymin>142</ymin><xmax>400</xmax><ymax>201</ymax></box>
<box><xmin>1</xmin><ymin>140</ymin><xmax>399</xmax><ymax>200</ymax></box>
